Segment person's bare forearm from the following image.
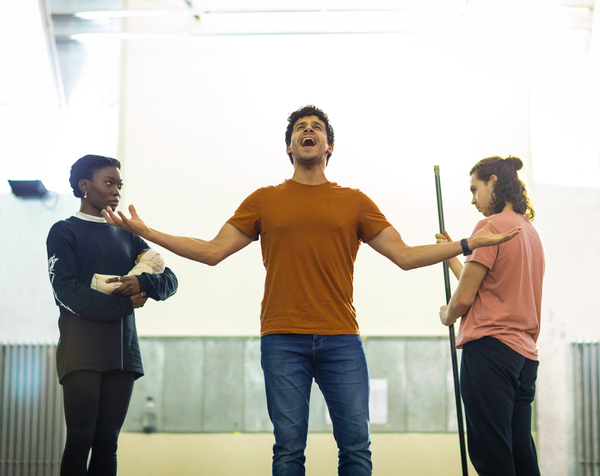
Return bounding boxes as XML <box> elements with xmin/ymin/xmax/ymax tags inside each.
<box><xmin>102</xmin><ymin>206</ymin><xmax>252</xmax><ymax>266</ymax></box>
<box><xmin>434</xmin><ymin>232</ymin><xmax>463</xmax><ymax>278</ymax></box>
<box><xmin>394</xmin><ymin>241</ymin><xmax>465</xmax><ymax>270</ymax></box>
<box><xmin>439</xmin><ymin>261</ymin><xmax>487</xmax><ymax>327</ymax></box>
<box><xmin>443</xmin><ymin>293</ymin><xmax>472</xmax><ymax>326</ymax></box>
<box><xmin>440</xmin><ymin>288</ymin><xmax>473</xmax><ymax>326</ymax></box>
<box><xmin>142</xmin><ymin>228</ymin><xmax>221</xmax><ymax>265</ymax></box>
<box><xmin>369</xmin><ymin>222</ymin><xmax>519</xmax><ymax>271</ymax></box>
<box><xmin>369</xmin><ymin>226</ymin><xmax>468</xmax><ymax>271</ymax></box>
<box><xmin>448</xmin><ymin>257</ymin><xmax>464</xmax><ymax>279</ymax></box>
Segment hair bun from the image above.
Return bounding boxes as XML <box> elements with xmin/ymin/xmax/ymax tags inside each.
<box><xmin>505</xmin><ymin>156</ymin><xmax>523</xmax><ymax>171</ymax></box>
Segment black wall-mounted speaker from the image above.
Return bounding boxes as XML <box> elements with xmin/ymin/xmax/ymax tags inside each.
<box><xmin>8</xmin><ymin>180</ymin><xmax>49</xmax><ymax>198</ymax></box>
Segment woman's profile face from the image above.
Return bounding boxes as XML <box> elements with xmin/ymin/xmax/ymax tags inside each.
<box><xmin>469</xmin><ymin>173</ymin><xmax>496</xmax><ymax>217</ymax></box>
<box><xmin>80</xmin><ymin>166</ymin><xmax>122</xmax><ymax>215</ymax></box>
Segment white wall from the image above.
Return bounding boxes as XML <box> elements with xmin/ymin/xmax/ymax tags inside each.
<box><xmin>527</xmin><ymin>29</ymin><xmax>600</xmax><ymax>476</ymax></box>
<box><xmin>0</xmin><ymin>193</ymin><xmax>78</xmax><ymax>343</ymax></box>
<box><xmin>118</xmin><ymin>30</ymin><xmax>532</xmax><ymax>336</ymax></box>
<box><xmin>535</xmin><ymin>185</ymin><xmax>600</xmax><ymax>476</ymax></box>
<box><xmin>115</xmin><ymin>21</ymin><xmax>599</xmax><ymax>476</ymax></box>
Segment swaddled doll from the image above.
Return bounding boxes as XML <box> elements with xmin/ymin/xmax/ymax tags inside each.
<box><xmin>91</xmin><ymin>249</ymin><xmax>165</xmax><ymax>294</ymax></box>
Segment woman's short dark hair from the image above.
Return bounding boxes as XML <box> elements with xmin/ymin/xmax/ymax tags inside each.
<box><xmin>285</xmin><ymin>105</ymin><xmax>335</xmax><ymax>165</ymax></box>
<box><xmin>69</xmin><ymin>154</ymin><xmax>121</xmax><ymax>198</ymax></box>
<box><xmin>470</xmin><ymin>156</ymin><xmax>535</xmax><ymax>221</ymax></box>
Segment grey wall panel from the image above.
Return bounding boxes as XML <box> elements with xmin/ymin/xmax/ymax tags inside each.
<box><xmin>406</xmin><ymin>339</ymin><xmax>447</xmax><ymax>432</ymax></box>
<box><xmin>163</xmin><ymin>339</ymin><xmax>205</xmax><ymax>432</ymax></box>
<box><xmin>123</xmin><ymin>339</ymin><xmax>166</xmax><ymax>432</ymax></box>
<box><xmin>243</xmin><ymin>338</ymin><xmax>271</xmax><ymax>432</ymax></box>
<box><xmin>308</xmin><ymin>382</ymin><xmax>330</xmax><ymax>432</ymax></box>
<box><xmin>445</xmin><ymin>347</ymin><xmax>461</xmax><ymax>432</ymax></box>
<box><xmin>202</xmin><ymin>339</ymin><xmax>245</xmax><ymax>431</ymax></box>
<box><xmin>365</xmin><ymin>338</ymin><xmax>407</xmax><ymax>432</ymax></box>
<box><xmin>121</xmin><ymin>336</ymin><xmax>505</xmax><ymax>434</ymax></box>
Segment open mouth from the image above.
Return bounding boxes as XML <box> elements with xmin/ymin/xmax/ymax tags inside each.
<box><xmin>301</xmin><ymin>137</ymin><xmax>316</xmax><ymax>147</ymax></box>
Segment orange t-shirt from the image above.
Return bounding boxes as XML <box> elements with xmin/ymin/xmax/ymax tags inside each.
<box><xmin>227</xmin><ymin>180</ymin><xmax>391</xmax><ymax>336</ymax></box>
<box><xmin>457</xmin><ymin>209</ymin><xmax>545</xmax><ymax>360</ymax></box>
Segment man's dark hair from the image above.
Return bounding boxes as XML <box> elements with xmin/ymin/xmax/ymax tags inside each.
<box><xmin>470</xmin><ymin>156</ymin><xmax>535</xmax><ymax>221</ymax></box>
<box><xmin>285</xmin><ymin>105</ymin><xmax>335</xmax><ymax>165</ymax></box>
<box><xmin>69</xmin><ymin>154</ymin><xmax>121</xmax><ymax>198</ymax></box>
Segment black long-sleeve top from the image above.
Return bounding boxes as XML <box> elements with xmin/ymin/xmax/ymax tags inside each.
<box><xmin>46</xmin><ymin>214</ymin><xmax>178</xmax><ymax>383</ymax></box>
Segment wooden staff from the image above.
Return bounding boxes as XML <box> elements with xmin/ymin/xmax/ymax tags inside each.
<box><xmin>434</xmin><ymin>165</ymin><xmax>469</xmax><ymax>476</ymax></box>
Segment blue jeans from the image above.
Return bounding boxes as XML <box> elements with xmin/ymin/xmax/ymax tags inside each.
<box><xmin>261</xmin><ymin>334</ymin><xmax>372</xmax><ymax>476</ymax></box>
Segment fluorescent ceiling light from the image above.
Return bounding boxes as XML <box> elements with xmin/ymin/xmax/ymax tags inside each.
<box><xmin>75</xmin><ymin>10</ymin><xmax>189</xmax><ymax>20</ymax></box>
<box><xmin>72</xmin><ymin>3</ymin><xmax>467</xmax><ymax>20</ymax></box>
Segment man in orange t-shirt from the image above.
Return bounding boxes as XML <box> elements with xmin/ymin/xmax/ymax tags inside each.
<box><xmin>439</xmin><ymin>156</ymin><xmax>544</xmax><ymax>476</ymax></box>
<box><xmin>104</xmin><ymin>106</ymin><xmax>521</xmax><ymax>476</ymax></box>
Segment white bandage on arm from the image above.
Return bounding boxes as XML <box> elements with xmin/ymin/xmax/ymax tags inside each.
<box><xmin>90</xmin><ymin>274</ymin><xmax>123</xmax><ymax>295</ymax></box>
<box><xmin>90</xmin><ymin>250</ymin><xmax>165</xmax><ymax>295</ymax></box>
<box><xmin>127</xmin><ymin>249</ymin><xmax>165</xmax><ymax>276</ymax></box>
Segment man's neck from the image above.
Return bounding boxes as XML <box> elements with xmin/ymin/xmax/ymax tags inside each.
<box><xmin>291</xmin><ymin>164</ymin><xmax>328</xmax><ymax>185</ymax></box>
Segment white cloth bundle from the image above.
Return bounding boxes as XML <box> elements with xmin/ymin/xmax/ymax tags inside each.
<box><xmin>91</xmin><ymin>249</ymin><xmax>165</xmax><ymax>295</ymax></box>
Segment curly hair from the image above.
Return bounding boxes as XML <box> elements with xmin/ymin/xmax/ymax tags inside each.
<box><xmin>470</xmin><ymin>156</ymin><xmax>535</xmax><ymax>221</ymax></box>
<box><xmin>69</xmin><ymin>154</ymin><xmax>121</xmax><ymax>198</ymax></box>
<box><xmin>285</xmin><ymin>105</ymin><xmax>335</xmax><ymax>165</ymax></box>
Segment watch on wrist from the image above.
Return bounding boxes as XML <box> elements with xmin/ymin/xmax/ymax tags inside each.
<box><xmin>461</xmin><ymin>238</ymin><xmax>473</xmax><ymax>256</ymax></box>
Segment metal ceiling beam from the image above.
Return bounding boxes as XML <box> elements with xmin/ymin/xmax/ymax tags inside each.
<box><xmin>47</xmin><ymin>1</ymin><xmax>596</xmax><ymax>41</ymax></box>
<box><xmin>39</xmin><ymin>0</ymin><xmax>66</xmax><ymax>107</ymax></box>
<box><xmin>587</xmin><ymin>0</ymin><xmax>600</xmax><ymax>171</ymax></box>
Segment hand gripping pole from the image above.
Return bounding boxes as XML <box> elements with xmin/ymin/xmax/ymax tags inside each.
<box><xmin>434</xmin><ymin>165</ymin><xmax>469</xmax><ymax>476</ymax></box>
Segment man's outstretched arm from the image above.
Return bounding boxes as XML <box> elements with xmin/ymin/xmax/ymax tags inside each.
<box><xmin>367</xmin><ymin>220</ymin><xmax>519</xmax><ymax>271</ymax></box>
<box><xmin>103</xmin><ymin>205</ymin><xmax>253</xmax><ymax>266</ymax></box>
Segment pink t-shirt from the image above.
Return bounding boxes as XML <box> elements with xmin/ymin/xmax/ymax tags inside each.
<box><xmin>456</xmin><ymin>209</ymin><xmax>545</xmax><ymax>361</ymax></box>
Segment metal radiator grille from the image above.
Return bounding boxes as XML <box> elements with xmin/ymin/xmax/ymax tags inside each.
<box><xmin>0</xmin><ymin>344</ymin><xmax>64</xmax><ymax>476</ymax></box>
<box><xmin>574</xmin><ymin>341</ymin><xmax>600</xmax><ymax>476</ymax></box>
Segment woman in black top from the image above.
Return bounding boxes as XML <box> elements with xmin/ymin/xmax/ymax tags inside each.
<box><xmin>47</xmin><ymin>155</ymin><xmax>178</xmax><ymax>476</ymax></box>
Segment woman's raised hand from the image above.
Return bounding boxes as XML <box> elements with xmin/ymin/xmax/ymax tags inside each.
<box><xmin>435</xmin><ymin>231</ymin><xmax>453</xmax><ymax>244</ymax></box>
<box><xmin>435</xmin><ymin>230</ymin><xmax>464</xmax><ymax>280</ymax></box>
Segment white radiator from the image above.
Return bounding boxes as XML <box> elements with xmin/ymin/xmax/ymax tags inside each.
<box><xmin>0</xmin><ymin>344</ymin><xmax>64</xmax><ymax>476</ymax></box>
<box><xmin>574</xmin><ymin>341</ymin><xmax>600</xmax><ymax>476</ymax></box>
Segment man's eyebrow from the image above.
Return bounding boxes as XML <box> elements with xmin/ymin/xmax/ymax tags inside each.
<box><xmin>295</xmin><ymin>120</ymin><xmax>324</xmax><ymax>129</ymax></box>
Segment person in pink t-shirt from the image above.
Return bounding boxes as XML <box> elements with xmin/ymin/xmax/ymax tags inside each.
<box><xmin>438</xmin><ymin>156</ymin><xmax>544</xmax><ymax>476</ymax></box>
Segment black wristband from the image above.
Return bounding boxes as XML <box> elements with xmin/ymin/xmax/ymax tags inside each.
<box><xmin>461</xmin><ymin>238</ymin><xmax>473</xmax><ymax>256</ymax></box>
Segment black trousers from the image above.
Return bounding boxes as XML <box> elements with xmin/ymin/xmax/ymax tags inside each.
<box><xmin>60</xmin><ymin>370</ymin><xmax>135</xmax><ymax>476</ymax></box>
<box><xmin>460</xmin><ymin>337</ymin><xmax>540</xmax><ymax>476</ymax></box>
